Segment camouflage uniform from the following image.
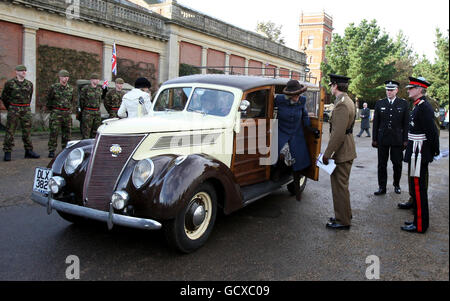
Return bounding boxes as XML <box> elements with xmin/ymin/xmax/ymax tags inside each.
<box><xmin>104</xmin><ymin>89</ymin><xmax>125</xmax><ymax>118</ymax></box>
<box><xmin>79</xmin><ymin>85</ymin><xmax>102</xmax><ymax>139</ymax></box>
<box><xmin>428</xmin><ymin>97</ymin><xmax>441</xmax><ymax>136</ymax></box>
<box><xmin>2</xmin><ymin>77</ymin><xmax>34</xmax><ymax>152</ymax></box>
<box><xmin>47</xmin><ymin>83</ymin><xmax>75</xmax><ymax>152</ymax></box>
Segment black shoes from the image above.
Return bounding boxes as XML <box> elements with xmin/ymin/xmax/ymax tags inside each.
<box><xmin>48</xmin><ymin>151</ymin><xmax>55</xmax><ymax>158</ymax></box>
<box><xmin>394</xmin><ymin>186</ymin><xmax>401</xmax><ymax>194</ymax></box>
<box><xmin>24</xmin><ymin>150</ymin><xmax>40</xmax><ymax>159</ymax></box>
<box><xmin>326</xmin><ymin>221</ymin><xmax>350</xmax><ymax>230</ymax></box>
<box><xmin>398</xmin><ymin>201</ymin><xmax>413</xmax><ymax>209</ymax></box>
<box><xmin>4</xmin><ymin>152</ymin><xmax>11</xmax><ymax>161</ymax></box>
<box><xmin>374</xmin><ymin>188</ymin><xmax>386</xmax><ymax>195</ymax></box>
<box><xmin>404</xmin><ymin>221</ymin><xmax>413</xmax><ymax>226</ymax></box>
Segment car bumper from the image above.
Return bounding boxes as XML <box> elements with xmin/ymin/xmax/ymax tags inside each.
<box><xmin>31</xmin><ymin>191</ymin><xmax>162</xmax><ymax>231</ymax></box>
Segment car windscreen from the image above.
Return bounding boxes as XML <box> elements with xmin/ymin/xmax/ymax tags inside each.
<box><xmin>153</xmin><ymin>87</ymin><xmax>192</xmax><ymax>111</ymax></box>
<box><xmin>187</xmin><ymin>88</ymin><xmax>234</xmax><ymax>117</ymax></box>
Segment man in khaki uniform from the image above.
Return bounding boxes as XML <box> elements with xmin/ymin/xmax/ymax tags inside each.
<box><xmin>322</xmin><ymin>74</ymin><xmax>357</xmax><ymax>230</ymax></box>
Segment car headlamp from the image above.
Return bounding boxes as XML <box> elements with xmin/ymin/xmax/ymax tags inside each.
<box><xmin>111</xmin><ymin>191</ymin><xmax>129</xmax><ymax>210</ymax></box>
<box><xmin>49</xmin><ymin>176</ymin><xmax>66</xmax><ymax>194</ymax></box>
<box><xmin>132</xmin><ymin>159</ymin><xmax>155</xmax><ymax>189</ymax></box>
<box><xmin>64</xmin><ymin>148</ymin><xmax>85</xmax><ymax>175</ymax></box>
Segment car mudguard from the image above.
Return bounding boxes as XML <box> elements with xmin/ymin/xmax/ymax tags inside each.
<box><xmin>127</xmin><ymin>154</ymin><xmax>243</xmax><ymax>220</ymax></box>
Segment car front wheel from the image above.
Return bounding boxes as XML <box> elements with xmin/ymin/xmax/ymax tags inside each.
<box><xmin>164</xmin><ymin>182</ymin><xmax>217</xmax><ymax>253</ymax></box>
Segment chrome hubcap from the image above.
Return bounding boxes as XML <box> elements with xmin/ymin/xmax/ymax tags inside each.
<box><xmin>184</xmin><ymin>192</ymin><xmax>212</xmax><ymax>240</ymax></box>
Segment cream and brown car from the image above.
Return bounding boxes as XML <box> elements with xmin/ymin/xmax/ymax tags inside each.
<box><xmin>31</xmin><ymin>74</ymin><xmax>325</xmax><ymax>253</ymax></box>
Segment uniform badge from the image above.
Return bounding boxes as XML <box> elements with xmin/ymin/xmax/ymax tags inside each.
<box><xmin>110</xmin><ymin>144</ymin><xmax>122</xmax><ymax>157</ymax></box>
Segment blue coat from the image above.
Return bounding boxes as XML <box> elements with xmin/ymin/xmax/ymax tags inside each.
<box><xmin>275</xmin><ymin>94</ymin><xmax>311</xmax><ymax>171</ymax></box>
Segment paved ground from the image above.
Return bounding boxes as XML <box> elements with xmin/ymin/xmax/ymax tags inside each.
<box><xmin>0</xmin><ymin>123</ymin><xmax>448</xmax><ymax>281</ymax></box>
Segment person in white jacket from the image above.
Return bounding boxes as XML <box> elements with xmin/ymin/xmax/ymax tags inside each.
<box><xmin>118</xmin><ymin>77</ymin><xmax>152</xmax><ymax>118</ymax></box>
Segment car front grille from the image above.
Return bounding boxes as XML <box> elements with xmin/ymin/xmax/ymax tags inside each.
<box><xmin>83</xmin><ymin>134</ymin><xmax>146</xmax><ymax>211</ymax></box>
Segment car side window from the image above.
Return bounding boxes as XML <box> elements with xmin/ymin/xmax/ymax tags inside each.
<box><xmin>187</xmin><ymin>88</ymin><xmax>234</xmax><ymax>117</ymax></box>
<box><xmin>303</xmin><ymin>91</ymin><xmax>319</xmax><ymax>118</ymax></box>
<box><xmin>154</xmin><ymin>87</ymin><xmax>192</xmax><ymax>111</ymax></box>
<box><xmin>241</xmin><ymin>89</ymin><xmax>268</xmax><ymax>119</ymax></box>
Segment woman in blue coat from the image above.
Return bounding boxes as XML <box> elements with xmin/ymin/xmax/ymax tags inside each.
<box><xmin>274</xmin><ymin>80</ymin><xmax>319</xmax><ymax>201</ymax></box>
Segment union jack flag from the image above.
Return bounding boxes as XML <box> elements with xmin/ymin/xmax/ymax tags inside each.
<box><xmin>112</xmin><ymin>43</ymin><xmax>117</xmax><ymax>76</ymax></box>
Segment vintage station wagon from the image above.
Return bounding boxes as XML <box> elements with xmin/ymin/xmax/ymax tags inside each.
<box><xmin>31</xmin><ymin>74</ymin><xmax>325</xmax><ymax>253</ymax></box>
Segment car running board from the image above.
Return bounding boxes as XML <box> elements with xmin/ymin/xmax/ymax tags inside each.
<box><xmin>241</xmin><ymin>176</ymin><xmax>293</xmax><ymax>207</ymax></box>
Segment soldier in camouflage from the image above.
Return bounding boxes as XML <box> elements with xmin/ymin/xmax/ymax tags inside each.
<box><xmin>46</xmin><ymin>70</ymin><xmax>75</xmax><ymax>158</ymax></box>
<box><xmin>104</xmin><ymin>78</ymin><xmax>125</xmax><ymax>118</ymax></box>
<box><xmin>2</xmin><ymin>65</ymin><xmax>40</xmax><ymax>161</ymax></box>
<box><xmin>79</xmin><ymin>73</ymin><xmax>102</xmax><ymax>139</ymax></box>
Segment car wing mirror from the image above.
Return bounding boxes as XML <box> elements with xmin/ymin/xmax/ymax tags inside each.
<box><xmin>239</xmin><ymin>100</ymin><xmax>250</xmax><ymax>111</ymax></box>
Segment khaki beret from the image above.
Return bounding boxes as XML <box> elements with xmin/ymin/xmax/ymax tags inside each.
<box><xmin>58</xmin><ymin>69</ymin><xmax>70</xmax><ymax>77</ymax></box>
<box><xmin>90</xmin><ymin>73</ymin><xmax>100</xmax><ymax>80</ymax></box>
<box><xmin>15</xmin><ymin>65</ymin><xmax>27</xmax><ymax>71</ymax></box>
<box><xmin>115</xmin><ymin>78</ymin><xmax>124</xmax><ymax>84</ymax></box>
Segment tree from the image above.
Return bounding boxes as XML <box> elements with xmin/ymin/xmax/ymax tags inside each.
<box><xmin>256</xmin><ymin>21</ymin><xmax>285</xmax><ymax>45</ymax></box>
<box><xmin>321</xmin><ymin>20</ymin><xmax>395</xmax><ymax>107</ymax></box>
<box><xmin>388</xmin><ymin>31</ymin><xmax>416</xmax><ymax>100</ymax></box>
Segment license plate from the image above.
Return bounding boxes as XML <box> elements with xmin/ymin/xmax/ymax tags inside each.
<box><xmin>33</xmin><ymin>167</ymin><xmax>53</xmax><ymax>194</ymax></box>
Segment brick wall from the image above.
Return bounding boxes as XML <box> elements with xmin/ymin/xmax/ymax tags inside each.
<box><xmin>179</xmin><ymin>41</ymin><xmax>202</xmax><ymax>66</ymax></box>
<box><xmin>0</xmin><ymin>21</ymin><xmax>23</xmax><ymax>110</ymax></box>
<box><xmin>248</xmin><ymin>60</ymin><xmax>262</xmax><ymax>76</ymax></box>
<box><xmin>116</xmin><ymin>44</ymin><xmax>159</xmax><ymax>92</ymax></box>
<box><xmin>229</xmin><ymin>54</ymin><xmax>245</xmax><ymax>75</ymax></box>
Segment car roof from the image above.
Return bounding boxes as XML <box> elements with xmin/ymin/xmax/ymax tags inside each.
<box><xmin>163</xmin><ymin>74</ymin><xmax>318</xmax><ymax>91</ymax></box>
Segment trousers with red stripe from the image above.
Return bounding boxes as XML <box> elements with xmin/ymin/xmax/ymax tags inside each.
<box><xmin>408</xmin><ymin>162</ymin><xmax>429</xmax><ymax>233</ymax></box>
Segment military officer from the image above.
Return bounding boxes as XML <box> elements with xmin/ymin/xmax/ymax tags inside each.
<box><xmin>79</xmin><ymin>73</ymin><xmax>102</xmax><ymax>139</ymax></box>
<box><xmin>46</xmin><ymin>70</ymin><xmax>75</xmax><ymax>158</ymax></box>
<box><xmin>398</xmin><ymin>95</ymin><xmax>441</xmax><ymax>210</ymax></box>
<box><xmin>2</xmin><ymin>65</ymin><xmax>40</xmax><ymax>161</ymax></box>
<box><xmin>104</xmin><ymin>78</ymin><xmax>125</xmax><ymax>118</ymax></box>
<box><xmin>401</xmin><ymin>77</ymin><xmax>439</xmax><ymax>233</ymax></box>
<box><xmin>322</xmin><ymin>74</ymin><xmax>356</xmax><ymax>230</ymax></box>
<box><xmin>372</xmin><ymin>81</ymin><xmax>409</xmax><ymax>195</ymax></box>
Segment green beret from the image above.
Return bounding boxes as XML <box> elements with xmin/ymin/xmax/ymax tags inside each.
<box><xmin>15</xmin><ymin>65</ymin><xmax>27</xmax><ymax>71</ymax></box>
<box><xmin>58</xmin><ymin>69</ymin><xmax>70</xmax><ymax>77</ymax></box>
<box><xmin>115</xmin><ymin>78</ymin><xmax>124</xmax><ymax>84</ymax></box>
<box><xmin>90</xmin><ymin>73</ymin><xmax>100</xmax><ymax>80</ymax></box>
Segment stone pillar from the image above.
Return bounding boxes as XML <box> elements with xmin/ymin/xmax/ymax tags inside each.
<box><xmin>166</xmin><ymin>25</ymin><xmax>180</xmax><ymax>80</ymax></box>
<box><xmin>102</xmin><ymin>42</ymin><xmax>113</xmax><ymax>82</ymax></box>
<box><xmin>158</xmin><ymin>54</ymin><xmax>166</xmax><ymax>86</ymax></box>
<box><xmin>225</xmin><ymin>52</ymin><xmax>230</xmax><ymax>75</ymax></box>
<box><xmin>275</xmin><ymin>67</ymin><xmax>280</xmax><ymax>78</ymax></box>
<box><xmin>201</xmin><ymin>46</ymin><xmax>208</xmax><ymax>75</ymax></box>
<box><xmin>261</xmin><ymin>63</ymin><xmax>266</xmax><ymax>76</ymax></box>
<box><xmin>244</xmin><ymin>58</ymin><xmax>249</xmax><ymax>76</ymax></box>
<box><xmin>22</xmin><ymin>25</ymin><xmax>38</xmax><ymax>113</ymax></box>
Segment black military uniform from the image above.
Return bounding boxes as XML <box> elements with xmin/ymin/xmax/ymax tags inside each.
<box><xmin>372</xmin><ymin>81</ymin><xmax>409</xmax><ymax>195</ymax></box>
<box><xmin>401</xmin><ymin>77</ymin><xmax>439</xmax><ymax>233</ymax></box>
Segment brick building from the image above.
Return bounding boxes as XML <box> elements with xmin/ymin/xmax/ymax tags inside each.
<box><xmin>298</xmin><ymin>11</ymin><xmax>333</xmax><ymax>84</ymax></box>
<box><xmin>0</xmin><ymin>0</ymin><xmax>307</xmax><ymax>125</ymax></box>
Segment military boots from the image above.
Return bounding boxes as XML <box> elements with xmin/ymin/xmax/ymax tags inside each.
<box><xmin>24</xmin><ymin>149</ymin><xmax>40</xmax><ymax>159</ymax></box>
<box><xmin>4</xmin><ymin>152</ymin><xmax>11</xmax><ymax>161</ymax></box>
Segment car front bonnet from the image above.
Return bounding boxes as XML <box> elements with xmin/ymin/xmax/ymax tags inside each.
<box><xmin>31</xmin><ymin>191</ymin><xmax>162</xmax><ymax>231</ymax></box>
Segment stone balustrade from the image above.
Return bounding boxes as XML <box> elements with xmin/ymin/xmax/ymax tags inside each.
<box><xmin>7</xmin><ymin>0</ymin><xmax>169</xmax><ymax>40</ymax></box>
<box><xmin>170</xmin><ymin>3</ymin><xmax>306</xmax><ymax>65</ymax></box>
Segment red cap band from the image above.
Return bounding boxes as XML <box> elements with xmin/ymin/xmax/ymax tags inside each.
<box><xmin>409</xmin><ymin>81</ymin><xmax>428</xmax><ymax>88</ymax></box>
